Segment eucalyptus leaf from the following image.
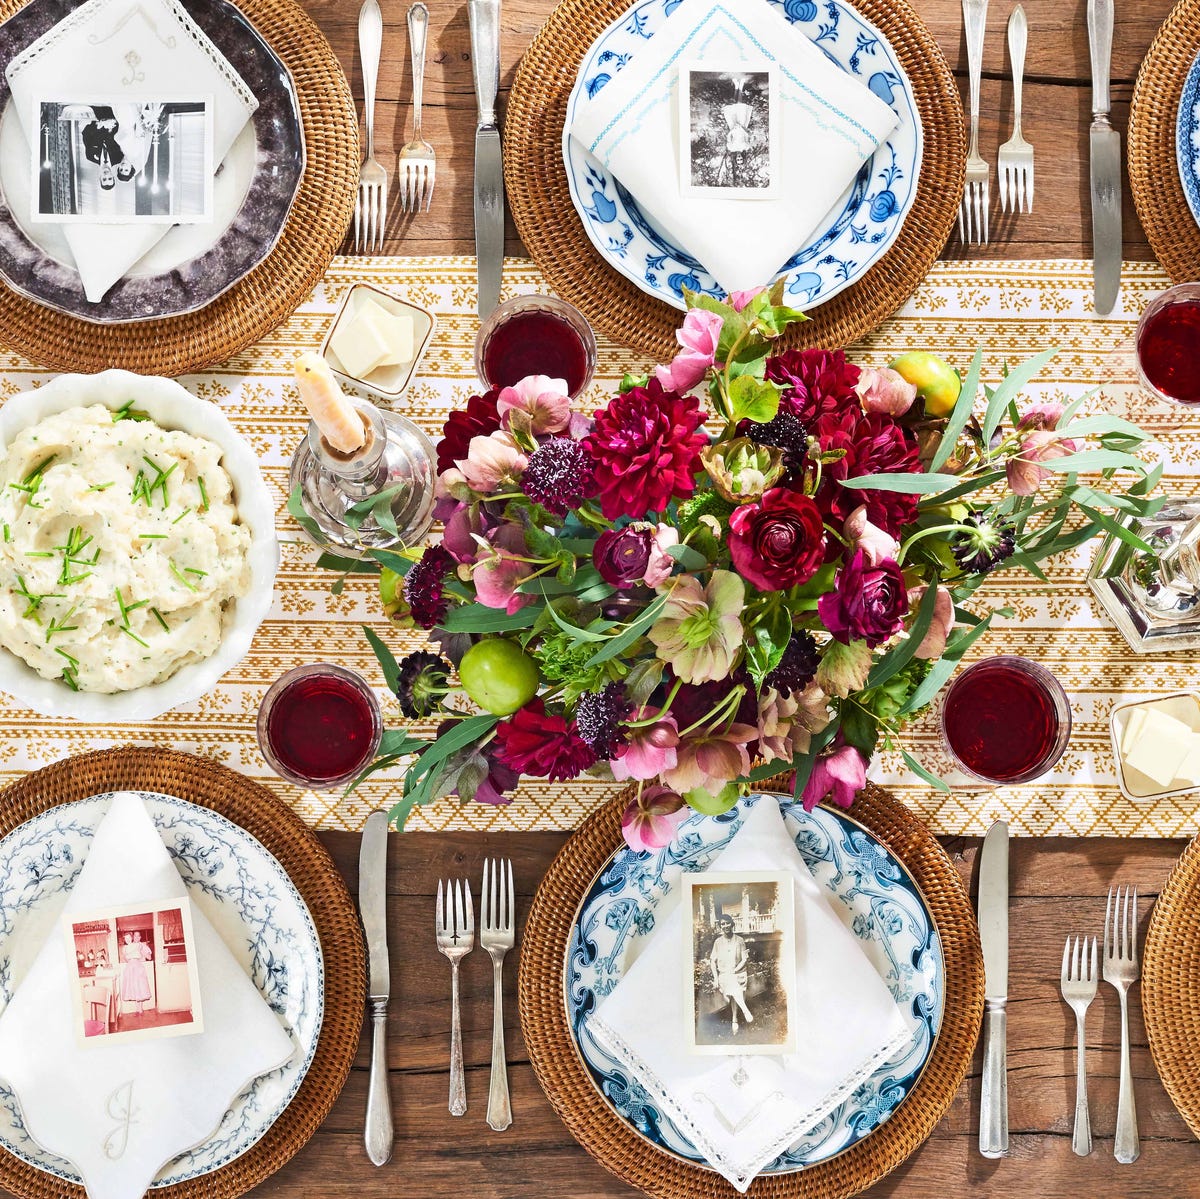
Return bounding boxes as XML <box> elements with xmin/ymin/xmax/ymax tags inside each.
<box><xmin>379</xmin><ymin>728</ymin><xmax>428</xmax><ymax>756</ymax></box>
<box><xmin>343</xmin><ymin>753</ymin><xmax>406</xmax><ymax>798</ymax></box>
<box><xmin>287</xmin><ymin>485</ymin><xmax>325</xmax><ymax>543</ymax></box>
<box><xmin>546</xmin><ymin>602</ymin><xmax>612</xmax><ymax>643</ymax></box>
<box><xmin>666</xmin><ymin>543</ymin><xmax>709</xmax><ymax>571</ymax></box>
<box><xmin>1073</xmin><ymin>504</ymin><xmax>1155</xmax><ymax>554</ymax></box>
<box><xmin>363</xmin><ymin>625</ymin><xmax>401</xmax><ymax>694</ymax></box>
<box><xmin>900</xmin><ymin>749</ymin><xmax>951</xmax><ymax>793</ymax></box>
<box><xmin>982</xmin><ymin>348</ymin><xmax>1058</xmax><ymax>442</ymax></box>
<box><xmin>898</xmin><ymin>615</ymin><xmax>995</xmax><ymax>715</ymax></box>
<box><xmin>368</xmin><ymin>548</ymin><xmax>415</xmax><ymax>575</ymax></box>
<box><xmin>841</xmin><ymin>472</ymin><xmax>964</xmax><ymax>495</ymax></box>
<box><xmin>1039</xmin><ymin>448</ymin><xmax>1150</xmax><ymax>475</ymax></box>
<box><xmin>440</xmin><ymin>604</ymin><xmax>540</xmax><ymax>633</ymax></box>
<box><xmin>866</xmin><ymin>580</ymin><xmax>939</xmax><ymax>690</ymax></box>
<box><xmin>587</xmin><ymin>592</ymin><xmax>668</xmax><ymax>666</ymax></box>
<box><xmin>316</xmin><ymin>552</ymin><xmax>379</xmax><ymax>574</ymax></box>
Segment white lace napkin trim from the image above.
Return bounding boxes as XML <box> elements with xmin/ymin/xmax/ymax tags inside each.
<box><xmin>587</xmin><ymin>1014</ymin><xmax>913</xmax><ymax>1190</ymax></box>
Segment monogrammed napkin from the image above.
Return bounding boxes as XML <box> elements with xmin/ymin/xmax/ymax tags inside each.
<box><xmin>586</xmin><ymin>796</ymin><xmax>911</xmax><ymax>1192</ymax></box>
<box><xmin>0</xmin><ymin>792</ymin><xmax>293</xmax><ymax>1199</ymax></box>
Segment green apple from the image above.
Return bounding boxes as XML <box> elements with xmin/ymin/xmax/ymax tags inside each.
<box><xmin>458</xmin><ymin>638</ymin><xmax>539</xmax><ymax>716</ymax></box>
<box><xmin>889</xmin><ymin>351</ymin><xmax>962</xmax><ymax>418</ymax></box>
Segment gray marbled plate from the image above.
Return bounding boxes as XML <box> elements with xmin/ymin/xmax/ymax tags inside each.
<box><xmin>0</xmin><ymin>0</ymin><xmax>305</xmax><ymax>323</ymax></box>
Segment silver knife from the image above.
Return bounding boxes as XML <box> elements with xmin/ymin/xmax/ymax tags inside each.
<box><xmin>468</xmin><ymin>0</ymin><xmax>504</xmax><ymax>317</ymax></box>
<box><xmin>978</xmin><ymin>820</ymin><xmax>1009</xmax><ymax>1158</ymax></box>
<box><xmin>1088</xmin><ymin>0</ymin><xmax>1121</xmax><ymax>315</ymax></box>
<box><xmin>360</xmin><ymin>810</ymin><xmax>393</xmax><ymax>1166</ymax></box>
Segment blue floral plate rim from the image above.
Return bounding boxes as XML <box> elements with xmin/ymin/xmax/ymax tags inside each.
<box><xmin>1176</xmin><ymin>49</ymin><xmax>1200</xmax><ymax>230</ymax></box>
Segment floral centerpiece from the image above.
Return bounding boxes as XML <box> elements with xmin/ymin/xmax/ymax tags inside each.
<box><xmin>326</xmin><ymin>284</ymin><xmax>1159</xmax><ymax>849</ymax></box>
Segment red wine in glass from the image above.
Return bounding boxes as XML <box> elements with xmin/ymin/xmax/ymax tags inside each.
<box><xmin>258</xmin><ymin>665</ymin><xmax>381</xmax><ymax>789</ymax></box>
<box><xmin>1137</xmin><ymin>298</ymin><xmax>1200</xmax><ymax>404</ymax></box>
<box><xmin>476</xmin><ymin>296</ymin><xmax>597</xmax><ymax>398</ymax></box>
<box><xmin>940</xmin><ymin>656</ymin><xmax>1071</xmax><ymax>784</ymax></box>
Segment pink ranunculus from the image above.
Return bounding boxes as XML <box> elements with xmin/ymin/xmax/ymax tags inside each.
<box><xmin>496</xmin><ymin>374</ymin><xmax>572</xmax><ymax>436</ymax></box>
<box><xmin>1016</xmin><ymin>400</ymin><xmax>1066</xmax><ymax>432</ymax></box>
<box><xmin>843</xmin><ymin>504</ymin><xmax>900</xmax><ymax>568</ymax></box>
<box><xmin>644</xmin><ymin>524</ymin><xmax>679</xmax><ymax>588</ymax></box>
<box><xmin>610</xmin><ymin>713</ymin><xmax>680</xmax><ymax>781</ymax></box>
<box><xmin>472</xmin><ymin>548</ymin><xmax>535</xmax><ymax>614</ymax></box>
<box><xmin>1006</xmin><ymin>430</ymin><xmax>1077</xmax><ymax>496</ymax></box>
<box><xmin>455</xmin><ymin>431</ymin><xmax>528</xmax><ymax>493</ymax></box>
<box><xmin>654</xmin><ymin>308</ymin><xmax>724</xmax><ymax>393</ymax></box>
<box><xmin>620</xmin><ymin>785</ymin><xmax>688</xmax><ymax>851</ymax></box>
<box><xmin>855</xmin><ymin>365</ymin><xmax>917</xmax><ymax>416</ymax></box>
<box><xmin>727</xmin><ymin>287</ymin><xmax>766</xmax><ymax>313</ymax></box>
<box><xmin>802</xmin><ymin>742</ymin><xmax>867</xmax><ymax>811</ymax></box>
<box><xmin>909</xmin><ymin>584</ymin><xmax>956</xmax><ymax>660</ymax></box>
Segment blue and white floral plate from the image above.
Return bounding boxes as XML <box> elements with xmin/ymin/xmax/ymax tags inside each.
<box><xmin>1177</xmin><ymin>51</ymin><xmax>1200</xmax><ymax>229</ymax></box>
<box><xmin>566</xmin><ymin>793</ymin><xmax>942</xmax><ymax>1173</ymax></box>
<box><xmin>561</xmin><ymin>0</ymin><xmax>923</xmax><ymax>311</ymax></box>
<box><xmin>0</xmin><ymin>792</ymin><xmax>323</xmax><ymax>1188</ymax></box>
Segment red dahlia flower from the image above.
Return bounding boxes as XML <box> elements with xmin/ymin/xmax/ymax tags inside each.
<box><xmin>765</xmin><ymin>348</ymin><xmax>861</xmax><ymax>425</ymax></box>
<box><xmin>493</xmin><ymin>700</ymin><xmax>597</xmax><ymax>782</ymax></box>
<box><xmin>437</xmin><ymin>389</ymin><xmax>501</xmax><ymax>475</ymax></box>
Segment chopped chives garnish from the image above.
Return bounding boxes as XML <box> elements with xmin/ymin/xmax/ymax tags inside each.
<box><xmin>169</xmin><ymin>560</ymin><xmax>197</xmax><ymax>591</ymax></box>
<box><xmin>2</xmin><ymin>524</ymin><xmax>9</xmax><ymax>542</ymax></box>
<box><xmin>54</xmin><ymin>648</ymin><xmax>79</xmax><ymax>666</ymax></box>
<box><xmin>45</xmin><ymin>605</ymin><xmax>78</xmax><ymax>642</ymax></box>
<box><xmin>150</xmin><ymin>607</ymin><xmax>170</xmax><ymax>632</ymax></box>
<box><xmin>23</xmin><ymin>551</ymin><xmax>54</xmax><ymax>558</ymax></box>
<box><xmin>184</xmin><ymin>567</ymin><xmax>207</xmax><ymax>577</ymax></box>
<box><xmin>87</xmin><ymin>482</ymin><xmax>115</xmax><ymax>492</ymax></box>
<box><xmin>140</xmin><ymin>533</ymin><xmax>168</xmax><ymax>539</ymax></box>
<box><xmin>172</xmin><ymin>507</ymin><xmax>191</xmax><ymax>524</ymax></box>
<box><xmin>112</xmin><ymin>400</ymin><xmax>149</xmax><ymax>423</ymax></box>
<box><xmin>118</xmin><ymin>626</ymin><xmax>149</xmax><ymax>649</ymax></box>
<box><xmin>197</xmin><ymin>476</ymin><xmax>209</xmax><ymax>511</ymax></box>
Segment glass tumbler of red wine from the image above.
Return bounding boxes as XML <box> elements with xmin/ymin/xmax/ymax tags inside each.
<box><xmin>258</xmin><ymin>664</ymin><xmax>382</xmax><ymax>789</ymax></box>
<box><xmin>939</xmin><ymin>655</ymin><xmax>1072</xmax><ymax>785</ymax></box>
<box><xmin>475</xmin><ymin>294</ymin><xmax>598</xmax><ymax>399</ymax></box>
<box><xmin>1135</xmin><ymin>282</ymin><xmax>1200</xmax><ymax>406</ymax></box>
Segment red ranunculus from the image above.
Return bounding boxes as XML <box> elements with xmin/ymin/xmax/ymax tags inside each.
<box><xmin>493</xmin><ymin>700</ymin><xmax>597</xmax><ymax>782</ymax></box>
<box><xmin>728</xmin><ymin>488</ymin><xmax>826</xmax><ymax>592</ymax></box>
<box><xmin>817</xmin><ymin>550</ymin><xmax>908</xmax><ymax>648</ymax></box>
<box><xmin>437</xmin><ymin>389</ymin><xmax>501</xmax><ymax>475</ymax></box>
<box><xmin>764</xmin><ymin>348</ymin><xmax>861</xmax><ymax>425</ymax></box>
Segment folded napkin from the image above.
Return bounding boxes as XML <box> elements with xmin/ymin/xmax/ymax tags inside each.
<box><xmin>0</xmin><ymin>792</ymin><xmax>294</xmax><ymax>1199</ymax></box>
<box><xmin>586</xmin><ymin>797</ymin><xmax>911</xmax><ymax>1192</ymax></box>
<box><xmin>5</xmin><ymin>0</ymin><xmax>258</xmax><ymax>302</ymax></box>
<box><xmin>569</xmin><ymin>0</ymin><xmax>900</xmax><ymax>295</ymax></box>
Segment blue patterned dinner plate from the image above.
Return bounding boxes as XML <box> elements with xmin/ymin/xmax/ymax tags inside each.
<box><xmin>1177</xmin><ymin>51</ymin><xmax>1200</xmax><ymax>229</ymax></box>
<box><xmin>561</xmin><ymin>0</ymin><xmax>923</xmax><ymax>311</ymax></box>
<box><xmin>0</xmin><ymin>792</ymin><xmax>323</xmax><ymax>1187</ymax></box>
<box><xmin>566</xmin><ymin>792</ymin><xmax>943</xmax><ymax>1173</ymax></box>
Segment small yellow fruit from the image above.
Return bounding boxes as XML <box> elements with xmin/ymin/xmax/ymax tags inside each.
<box><xmin>889</xmin><ymin>352</ymin><xmax>962</xmax><ymax>418</ymax></box>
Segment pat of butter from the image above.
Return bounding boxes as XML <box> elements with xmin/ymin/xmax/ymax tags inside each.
<box><xmin>1122</xmin><ymin>706</ymin><xmax>1195</xmax><ymax>788</ymax></box>
<box><xmin>330</xmin><ymin>298</ymin><xmax>415</xmax><ymax>380</ymax></box>
<box><xmin>1120</xmin><ymin>707</ymin><xmax>1148</xmax><ymax>756</ymax></box>
<box><xmin>1178</xmin><ymin>735</ymin><xmax>1200</xmax><ymax>786</ymax></box>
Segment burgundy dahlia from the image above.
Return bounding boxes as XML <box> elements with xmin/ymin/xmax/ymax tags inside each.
<box><xmin>437</xmin><ymin>389</ymin><xmax>501</xmax><ymax>475</ymax></box>
<box><xmin>817</xmin><ymin>550</ymin><xmax>908</xmax><ymax>648</ymax></box>
<box><xmin>403</xmin><ymin>545</ymin><xmax>455</xmax><ymax>630</ymax></box>
<box><xmin>520</xmin><ymin>437</ymin><xmax>599</xmax><ymax>516</ymax></box>
<box><xmin>765</xmin><ymin>349</ymin><xmax>861</xmax><ymax>425</ymax></box>
<box><xmin>728</xmin><ymin>488</ymin><xmax>826</xmax><ymax>592</ymax></box>
<box><xmin>765</xmin><ymin>630</ymin><xmax>820</xmax><ymax>697</ymax></box>
<box><xmin>575</xmin><ymin>683</ymin><xmax>632</xmax><ymax>758</ymax></box>
<box><xmin>494</xmin><ymin>699</ymin><xmax>598</xmax><ymax>781</ymax></box>
<box><xmin>583</xmin><ymin>379</ymin><xmax>709</xmax><ymax>520</ymax></box>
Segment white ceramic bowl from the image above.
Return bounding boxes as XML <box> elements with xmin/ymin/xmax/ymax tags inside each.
<box><xmin>0</xmin><ymin>370</ymin><xmax>278</xmax><ymax>720</ymax></box>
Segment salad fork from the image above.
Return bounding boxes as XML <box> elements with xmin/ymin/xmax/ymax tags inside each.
<box><xmin>1060</xmin><ymin>935</ymin><xmax>1098</xmax><ymax>1156</ymax></box>
<box><xmin>480</xmin><ymin>858</ymin><xmax>515</xmax><ymax>1131</ymax></box>
<box><xmin>354</xmin><ymin>0</ymin><xmax>387</xmax><ymax>252</ymax></box>
<box><xmin>1104</xmin><ymin>885</ymin><xmax>1140</xmax><ymax>1164</ymax></box>
<box><xmin>959</xmin><ymin>0</ymin><xmax>990</xmax><ymax>243</ymax></box>
<box><xmin>435</xmin><ymin>878</ymin><xmax>474</xmax><ymax>1116</ymax></box>
<box><xmin>398</xmin><ymin>3</ymin><xmax>436</xmax><ymax>212</ymax></box>
<box><xmin>998</xmin><ymin>5</ymin><xmax>1033</xmax><ymax>213</ymax></box>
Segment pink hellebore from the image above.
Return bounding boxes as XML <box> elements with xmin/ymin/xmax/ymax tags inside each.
<box><xmin>496</xmin><ymin>374</ymin><xmax>572</xmax><ymax>436</ymax></box>
<box><xmin>909</xmin><ymin>583</ymin><xmax>956</xmax><ymax>660</ymax></box>
<box><xmin>855</xmin><ymin>366</ymin><xmax>917</xmax><ymax>416</ymax></box>
<box><xmin>610</xmin><ymin>713</ymin><xmax>680</xmax><ymax>781</ymax></box>
<box><xmin>644</xmin><ymin>524</ymin><xmax>680</xmax><ymax>588</ymax></box>
<box><xmin>620</xmin><ymin>785</ymin><xmax>688</xmax><ymax>852</ymax></box>
<box><xmin>727</xmin><ymin>287</ymin><xmax>766</xmax><ymax>313</ymax></box>
<box><xmin>472</xmin><ymin>547</ymin><xmax>536</xmax><ymax>614</ymax></box>
<box><xmin>663</xmin><ymin>722</ymin><xmax>757</xmax><ymax>795</ymax></box>
<box><xmin>1006</xmin><ymin>429</ymin><xmax>1077</xmax><ymax>497</ymax></box>
<box><xmin>1016</xmin><ymin>400</ymin><xmax>1066</xmax><ymax>432</ymax></box>
<box><xmin>802</xmin><ymin>743</ymin><xmax>867</xmax><ymax>812</ymax></box>
<box><xmin>455</xmin><ymin>431</ymin><xmax>528</xmax><ymax>493</ymax></box>
<box><xmin>843</xmin><ymin>504</ymin><xmax>900</xmax><ymax>568</ymax></box>
<box><xmin>654</xmin><ymin>308</ymin><xmax>724</xmax><ymax>394</ymax></box>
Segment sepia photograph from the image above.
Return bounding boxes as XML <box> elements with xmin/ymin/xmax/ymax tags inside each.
<box><xmin>683</xmin><ymin>870</ymin><xmax>795</xmax><ymax>1055</ymax></box>
<box><xmin>63</xmin><ymin>899</ymin><xmax>204</xmax><ymax>1047</ymax></box>
<box><xmin>32</xmin><ymin>96</ymin><xmax>213</xmax><ymax>223</ymax></box>
<box><xmin>678</xmin><ymin>62</ymin><xmax>779</xmax><ymax>199</ymax></box>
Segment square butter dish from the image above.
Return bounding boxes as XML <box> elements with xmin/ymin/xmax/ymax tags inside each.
<box><xmin>1109</xmin><ymin>692</ymin><xmax>1200</xmax><ymax>801</ymax></box>
<box><xmin>320</xmin><ymin>283</ymin><xmax>436</xmax><ymax>401</ymax></box>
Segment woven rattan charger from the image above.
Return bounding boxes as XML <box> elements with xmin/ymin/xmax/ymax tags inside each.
<box><xmin>1129</xmin><ymin>0</ymin><xmax>1200</xmax><ymax>285</ymax></box>
<box><xmin>518</xmin><ymin>780</ymin><xmax>984</xmax><ymax>1199</ymax></box>
<box><xmin>0</xmin><ymin>746</ymin><xmax>365</xmax><ymax>1199</ymax></box>
<box><xmin>0</xmin><ymin>0</ymin><xmax>358</xmax><ymax>376</ymax></box>
<box><xmin>504</xmin><ymin>0</ymin><xmax>965</xmax><ymax>362</ymax></box>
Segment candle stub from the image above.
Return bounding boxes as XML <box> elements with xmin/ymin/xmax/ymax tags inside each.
<box><xmin>294</xmin><ymin>352</ymin><xmax>367</xmax><ymax>454</ymax></box>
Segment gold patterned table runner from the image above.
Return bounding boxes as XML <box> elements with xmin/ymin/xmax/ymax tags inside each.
<box><xmin>0</xmin><ymin>256</ymin><xmax>1189</xmax><ymax>836</ymax></box>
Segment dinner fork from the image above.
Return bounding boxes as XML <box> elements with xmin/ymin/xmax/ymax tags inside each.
<box><xmin>354</xmin><ymin>0</ymin><xmax>387</xmax><ymax>252</ymax></box>
<box><xmin>435</xmin><ymin>878</ymin><xmax>474</xmax><ymax>1116</ymax></box>
<box><xmin>959</xmin><ymin>0</ymin><xmax>990</xmax><ymax>244</ymax></box>
<box><xmin>481</xmin><ymin>858</ymin><xmax>515</xmax><ymax>1131</ymax></box>
<box><xmin>1060</xmin><ymin>935</ymin><xmax>1098</xmax><ymax>1156</ymax></box>
<box><xmin>1103</xmin><ymin>885</ymin><xmax>1140</xmax><ymax>1164</ymax></box>
<box><xmin>398</xmin><ymin>3</ymin><xmax>436</xmax><ymax>212</ymax></box>
<box><xmin>998</xmin><ymin>5</ymin><xmax>1034</xmax><ymax>213</ymax></box>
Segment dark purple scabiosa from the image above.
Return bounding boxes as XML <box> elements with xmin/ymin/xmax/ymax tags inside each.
<box><xmin>519</xmin><ymin>437</ymin><xmax>599</xmax><ymax>516</ymax></box>
<box><xmin>575</xmin><ymin>683</ymin><xmax>632</xmax><ymax>759</ymax></box>
<box><xmin>403</xmin><ymin>545</ymin><xmax>455</xmax><ymax>630</ymax></box>
<box><xmin>951</xmin><ymin>515</ymin><xmax>1017</xmax><ymax>574</ymax></box>
<box><xmin>764</xmin><ymin>630</ymin><xmax>820</xmax><ymax>697</ymax></box>
<box><xmin>740</xmin><ymin>410</ymin><xmax>810</xmax><ymax>479</ymax></box>
<box><xmin>394</xmin><ymin>651</ymin><xmax>451</xmax><ymax>718</ymax></box>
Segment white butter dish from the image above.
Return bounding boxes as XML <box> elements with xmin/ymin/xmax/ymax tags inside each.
<box><xmin>1110</xmin><ymin>692</ymin><xmax>1200</xmax><ymax>800</ymax></box>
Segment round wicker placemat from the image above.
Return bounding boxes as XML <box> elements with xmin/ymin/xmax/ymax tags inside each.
<box><xmin>504</xmin><ymin>0</ymin><xmax>965</xmax><ymax>362</ymax></box>
<box><xmin>518</xmin><ymin>781</ymin><xmax>983</xmax><ymax>1199</ymax></box>
<box><xmin>0</xmin><ymin>0</ymin><xmax>358</xmax><ymax>375</ymax></box>
<box><xmin>0</xmin><ymin>746</ymin><xmax>364</xmax><ymax>1199</ymax></box>
<box><xmin>1129</xmin><ymin>0</ymin><xmax>1200</xmax><ymax>286</ymax></box>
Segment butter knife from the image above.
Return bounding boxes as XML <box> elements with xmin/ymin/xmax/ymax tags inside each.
<box><xmin>1088</xmin><ymin>0</ymin><xmax>1121</xmax><ymax>315</ymax></box>
<box><xmin>360</xmin><ymin>810</ymin><xmax>393</xmax><ymax>1166</ymax></box>
<box><xmin>978</xmin><ymin>821</ymin><xmax>1009</xmax><ymax>1158</ymax></box>
<box><xmin>468</xmin><ymin>0</ymin><xmax>504</xmax><ymax>317</ymax></box>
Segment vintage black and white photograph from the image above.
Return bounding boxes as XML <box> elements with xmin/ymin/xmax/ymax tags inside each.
<box><xmin>683</xmin><ymin>870</ymin><xmax>795</xmax><ymax>1055</ymax></box>
<box><xmin>63</xmin><ymin>900</ymin><xmax>204</xmax><ymax>1047</ymax></box>
<box><xmin>678</xmin><ymin>63</ymin><xmax>779</xmax><ymax>199</ymax></box>
<box><xmin>32</xmin><ymin>97</ymin><xmax>213</xmax><ymax>223</ymax></box>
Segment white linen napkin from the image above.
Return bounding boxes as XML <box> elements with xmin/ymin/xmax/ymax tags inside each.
<box><xmin>5</xmin><ymin>0</ymin><xmax>258</xmax><ymax>302</ymax></box>
<box><xmin>568</xmin><ymin>0</ymin><xmax>900</xmax><ymax>295</ymax></box>
<box><xmin>0</xmin><ymin>792</ymin><xmax>295</xmax><ymax>1199</ymax></box>
<box><xmin>586</xmin><ymin>797</ymin><xmax>911</xmax><ymax>1192</ymax></box>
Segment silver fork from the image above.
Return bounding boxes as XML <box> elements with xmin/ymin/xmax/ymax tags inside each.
<box><xmin>398</xmin><ymin>3</ymin><xmax>436</xmax><ymax>212</ymax></box>
<box><xmin>998</xmin><ymin>4</ymin><xmax>1034</xmax><ymax>213</ymax></box>
<box><xmin>1060</xmin><ymin>935</ymin><xmax>1098</xmax><ymax>1157</ymax></box>
<box><xmin>481</xmin><ymin>858</ymin><xmax>515</xmax><ymax>1131</ymax></box>
<box><xmin>435</xmin><ymin>878</ymin><xmax>474</xmax><ymax>1116</ymax></box>
<box><xmin>1103</xmin><ymin>885</ymin><xmax>1140</xmax><ymax>1164</ymax></box>
<box><xmin>354</xmin><ymin>0</ymin><xmax>387</xmax><ymax>252</ymax></box>
<box><xmin>960</xmin><ymin>0</ymin><xmax>990</xmax><ymax>244</ymax></box>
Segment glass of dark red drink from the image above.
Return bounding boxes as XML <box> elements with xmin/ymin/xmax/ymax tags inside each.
<box><xmin>1136</xmin><ymin>283</ymin><xmax>1200</xmax><ymax>405</ymax></box>
<box><xmin>939</xmin><ymin>655</ymin><xmax>1071</xmax><ymax>785</ymax></box>
<box><xmin>257</xmin><ymin>664</ymin><xmax>382</xmax><ymax>789</ymax></box>
<box><xmin>475</xmin><ymin>294</ymin><xmax>597</xmax><ymax>399</ymax></box>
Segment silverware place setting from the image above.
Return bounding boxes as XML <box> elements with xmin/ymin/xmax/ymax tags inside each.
<box><xmin>481</xmin><ymin>857</ymin><xmax>515</xmax><ymax>1131</ymax></box>
<box><xmin>399</xmin><ymin>2</ymin><xmax>436</xmax><ymax>213</ymax></box>
<box><xmin>436</xmin><ymin>877</ymin><xmax>474</xmax><ymax>1116</ymax></box>
<box><xmin>998</xmin><ymin>4</ymin><xmax>1033</xmax><ymax>213</ymax></box>
<box><xmin>354</xmin><ymin>0</ymin><xmax>387</xmax><ymax>252</ymax></box>
<box><xmin>1060</xmin><ymin>935</ymin><xmax>1097</xmax><ymax>1157</ymax></box>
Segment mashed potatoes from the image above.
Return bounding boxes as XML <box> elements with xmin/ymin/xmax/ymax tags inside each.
<box><xmin>0</xmin><ymin>404</ymin><xmax>251</xmax><ymax>693</ymax></box>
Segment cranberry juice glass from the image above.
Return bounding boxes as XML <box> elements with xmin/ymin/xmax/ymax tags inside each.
<box><xmin>939</xmin><ymin>656</ymin><xmax>1072</xmax><ymax>785</ymax></box>
<box><xmin>257</xmin><ymin>664</ymin><xmax>382</xmax><ymax>790</ymax></box>
<box><xmin>1135</xmin><ymin>282</ymin><xmax>1200</xmax><ymax>405</ymax></box>
<box><xmin>474</xmin><ymin>294</ymin><xmax>598</xmax><ymax>399</ymax></box>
